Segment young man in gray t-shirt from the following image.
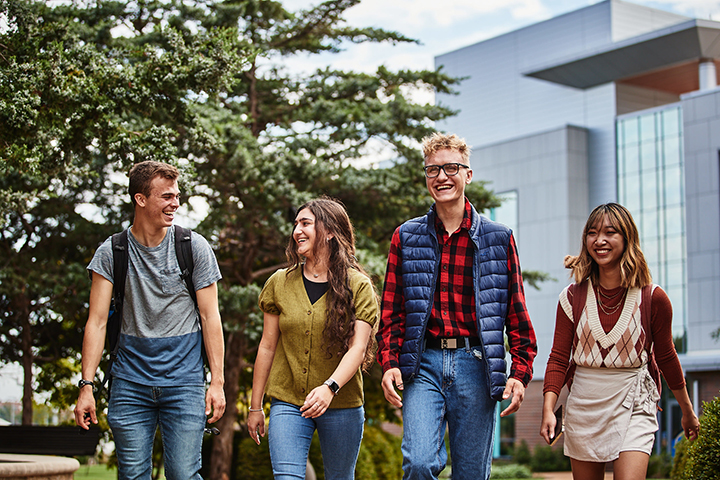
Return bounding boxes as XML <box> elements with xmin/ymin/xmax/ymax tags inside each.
<box><xmin>74</xmin><ymin>161</ymin><xmax>225</xmax><ymax>480</ymax></box>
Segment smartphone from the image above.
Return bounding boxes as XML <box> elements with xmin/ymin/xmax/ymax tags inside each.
<box><xmin>549</xmin><ymin>405</ymin><xmax>564</xmax><ymax>446</ymax></box>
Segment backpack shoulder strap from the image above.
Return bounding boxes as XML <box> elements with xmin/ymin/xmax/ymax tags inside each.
<box><xmin>174</xmin><ymin>225</ymin><xmax>196</xmax><ymax>306</ymax></box>
<box><xmin>109</xmin><ymin>229</ymin><xmax>129</xmax><ymax>356</ymax></box>
<box><xmin>571</xmin><ymin>280</ymin><xmax>588</xmax><ymax>324</ymax></box>
<box><xmin>641</xmin><ymin>284</ymin><xmax>655</xmax><ymax>347</ymax></box>
<box><xmin>563</xmin><ymin>280</ymin><xmax>588</xmax><ymax>390</ymax></box>
<box><xmin>641</xmin><ymin>283</ymin><xmax>662</xmax><ymax>397</ymax></box>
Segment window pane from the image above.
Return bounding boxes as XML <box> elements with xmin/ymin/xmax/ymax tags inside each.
<box><xmin>640</xmin><ymin>114</ymin><xmax>656</xmax><ymax>143</ymax></box>
<box><xmin>642</xmin><ymin>170</ymin><xmax>658</xmax><ymax>210</ymax></box>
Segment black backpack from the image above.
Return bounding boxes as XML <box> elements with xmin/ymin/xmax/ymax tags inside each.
<box><xmin>100</xmin><ymin>225</ymin><xmax>196</xmax><ymax>394</ymax></box>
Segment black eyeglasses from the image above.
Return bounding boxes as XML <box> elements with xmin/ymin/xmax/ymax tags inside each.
<box><xmin>423</xmin><ymin>163</ymin><xmax>470</xmax><ymax>178</ymax></box>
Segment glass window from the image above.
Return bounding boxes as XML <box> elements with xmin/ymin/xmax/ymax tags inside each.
<box><xmin>623</xmin><ymin>117</ymin><xmax>639</xmax><ymax>145</ymax></box>
<box><xmin>623</xmin><ymin>173</ymin><xmax>641</xmax><ymax>212</ymax></box>
<box><xmin>641</xmin><ymin>141</ymin><xmax>657</xmax><ymax>171</ymax></box>
<box><xmin>640</xmin><ymin>115</ymin><xmax>656</xmax><ymax>143</ymax></box>
<box><xmin>490</xmin><ymin>190</ymin><xmax>518</xmax><ymax>241</ymax></box>
<box><xmin>624</xmin><ymin>144</ymin><xmax>640</xmax><ymax>175</ymax></box>
<box><xmin>663</xmin><ymin>136</ymin><xmax>681</xmax><ymax>167</ymax></box>
<box><xmin>663</xmin><ymin>165</ymin><xmax>683</xmax><ymax>207</ymax></box>
<box><xmin>662</xmin><ymin>108</ymin><xmax>681</xmax><ymax>137</ymax></box>
<box><xmin>616</xmin><ymin>106</ymin><xmax>686</xmax><ymax>346</ymax></box>
<box><xmin>665</xmin><ymin>206</ymin><xmax>683</xmax><ymax>236</ymax></box>
<box><xmin>642</xmin><ymin>170</ymin><xmax>658</xmax><ymax>210</ymax></box>
<box><xmin>665</xmin><ymin>260</ymin><xmax>685</xmax><ymax>288</ymax></box>
<box><xmin>665</xmin><ymin>234</ymin><xmax>684</xmax><ymax>262</ymax></box>
<box><xmin>641</xmin><ymin>209</ymin><xmax>659</xmax><ymax>240</ymax></box>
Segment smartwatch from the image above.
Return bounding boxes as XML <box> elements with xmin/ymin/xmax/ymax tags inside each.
<box><xmin>323</xmin><ymin>378</ymin><xmax>340</xmax><ymax>395</ymax></box>
<box><xmin>78</xmin><ymin>379</ymin><xmax>95</xmax><ymax>390</ymax></box>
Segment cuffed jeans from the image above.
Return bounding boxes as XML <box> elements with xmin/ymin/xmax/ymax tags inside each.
<box><xmin>108</xmin><ymin>377</ymin><xmax>206</xmax><ymax>480</ymax></box>
<box><xmin>401</xmin><ymin>344</ymin><xmax>497</xmax><ymax>480</ymax></box>
<box><xmin>268</xmin><ymin>399</ymin><xmax>364</xmax><ymax>480</ymax></box>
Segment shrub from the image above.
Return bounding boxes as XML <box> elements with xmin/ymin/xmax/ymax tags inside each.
<box><xmin>490</xmin><ymin>463</ymin><xmax>533</xmax><ymax>478</ymax></box>
<box><xmin>513</xmin><ymin>440</ymin><xmax>532</xmax><ymax>465</ymax></box>
<box><xmin>234</xmin><ymin>436</ymin><xmax>273</xmax><ymax>480</ymax></box>
<box><xmin>682</xmin><ymin>396</ymin><xmax>720</xmax><ymax>480</ymax></box>
<box><xmin>530</xmin><ymin>444</ymin><xmax>571</xmax><ymax>472</ymax></box>
<box><xmin>670</xmin><ymin>437</ymin><xmax>689</xmax><ymax>480</ymax></box>
<box><xmin>358</xmin><ymin>424</ymin><xmax>403</xmax><ymax>480</ymax></box>
<box><xmin>647</xmin><ymin>452</ymin><xmax>672</xmax><ymax>478</ymax></box>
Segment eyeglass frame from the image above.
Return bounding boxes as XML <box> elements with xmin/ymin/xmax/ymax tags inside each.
<box><xmin>423</xmin><ymin>162</ymin><xmax>470</xmax><ymax>178</ymax></box>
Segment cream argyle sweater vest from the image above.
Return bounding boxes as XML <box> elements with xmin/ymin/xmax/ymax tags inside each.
<box><xmin>560</xmin><ymin>280</ymin><xmax>649</xmax><ymax>369</ymax></box>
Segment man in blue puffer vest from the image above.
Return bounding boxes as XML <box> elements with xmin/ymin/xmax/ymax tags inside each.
<box><xmin>376</xmin><ymin>133</ymin><xmax>537</xmax><ymax>480</ymax></box>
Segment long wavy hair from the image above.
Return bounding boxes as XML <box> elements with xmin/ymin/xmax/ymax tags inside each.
<box><xmin>286</xmin><ymin>197</ymin><xmax>377</xmax><ymax>371</ymax></box>
<box><xmin>565</xmin><ymin>203</ymin><xmax>652</xmax><ymax>289</ymax></box>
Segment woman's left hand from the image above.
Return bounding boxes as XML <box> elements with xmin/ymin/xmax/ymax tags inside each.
<box><xmin>300</xmin><ymin>384</ymin><xmax>335</xmax><ymax>418</ymax></box>
<box><xmin>682</xmin><ymin>410</ymin><xmax>700</xmax><ymax>441</ymax></box>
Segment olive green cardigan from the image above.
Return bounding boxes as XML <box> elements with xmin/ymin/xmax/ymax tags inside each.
<box><xmin>258</xmin><ymin>267</ymin><xmax>378</xmax><ymax>408</ymax></box>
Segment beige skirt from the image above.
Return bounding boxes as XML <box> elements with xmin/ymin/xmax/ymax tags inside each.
<box><xmin>564</xmin><ymin>365</ymin><xmax>659</xmax><ymax>462</ymax></box>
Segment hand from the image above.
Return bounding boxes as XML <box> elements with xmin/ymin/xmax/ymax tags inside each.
<box><xmin>682</xmin><ymin>410</ymin><xmax>700</xmax><ymax>441</ymax></box>
<box><xmin>380</xmin><ymin>368</ymin><xmax>404</xmax><ymax>408</ymax></box>
<box><xmin>539</xmin><ymin>408</ymin><xmax>557</xmax><ymax>445</ymax></box>
<box><xmin>205</xmin><ymin>383</ymin><xmax>226</xmax><ymax>424</ymax></box>
<box><xmin>300</xmin><ymin>384</ymin><xmax>335</xmax><ymax>419</ymax></box>
<box><xmin>74</xmin><ymin>388</ymin><xmax>97</xmax><ymax>430</ymax></box>
<box><xmin>500</xmin><ymin>378</ymin><xmax>525</xmax><ymax>417</ymax></box>
<box><xmin>247</xmin><ymin>410</ymin><xmax>266</xmax><ymax>445</ymax></box>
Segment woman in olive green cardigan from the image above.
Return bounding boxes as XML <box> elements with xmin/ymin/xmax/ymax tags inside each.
<box><xmin>248</xmin><ymin>197</ymin><xmax>378</xmax><ymax>480</ymax></box>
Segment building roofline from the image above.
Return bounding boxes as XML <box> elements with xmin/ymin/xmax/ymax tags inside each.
<box><xmin>523</xmin><ymin>19</ymin><xmax>720</xmax><ymax>89</ymax></box>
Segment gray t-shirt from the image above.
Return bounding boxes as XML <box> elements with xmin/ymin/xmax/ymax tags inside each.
<box><xmin>88</xmin><ymin>226</ymin><xmax>222</xmax><ymax>386</ymax></box>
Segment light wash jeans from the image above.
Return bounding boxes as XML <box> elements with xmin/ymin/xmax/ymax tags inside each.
<box><xmin>107</xmin><ymin>377</ymin><xmax>206</xmax><ymax>480</ymax></box>
<box><xmin>268</xmin><ymin>399</ymin><xmax>364</xmax><ymax>480</ymax></box>
<box><xmin>401</xmin><ymin>344</ymin><xmax>497</xmax><ymax>480</ymax></box>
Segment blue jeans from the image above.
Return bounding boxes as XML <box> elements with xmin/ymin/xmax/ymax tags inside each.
<box><xmin>268</xmin><ymin>400</ymin><xmax>364</xmax><ymax>480</ymax></box>
<box><xmin>401</xmin><ymin>344</ymin><xmax>497</xmax><ymax>480</ymax></box>
<box><xmin>107</xmin><ymin>377</ymin><xmax>206</xmax><ymax>480</ymax></box>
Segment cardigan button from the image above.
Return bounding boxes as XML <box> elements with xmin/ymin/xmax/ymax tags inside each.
<box><xmin>307</xmin><ymin>310</ymin><xmax>311</xmax><ymax>315</ymax></box>
<box><xmin>303</xmin><ymin>368</ymin><xmax>307</xmax><ymax>373</ymax></box>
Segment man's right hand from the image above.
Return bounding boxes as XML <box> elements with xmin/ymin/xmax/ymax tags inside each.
<box><xmin>380</xmin><ymin>368</ymin><xmax>404</xmax><ymax>408</ymax></box>
<box><xmin>74</xmin><ymin>388</ymin><xmax>98</xmax><ymax>430</ymax></box>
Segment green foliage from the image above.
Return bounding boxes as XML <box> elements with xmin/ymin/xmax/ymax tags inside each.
<box><xmin>490</xmin><ymin>463</ymin><xmax>533</xmax><ymax>479</ymax></box>
<box><xmin>647</xmin><ymin>452</ymin><xmax>673</xmax><ymax>478</ymax></box>
<box><xmin>530</xmin><ymin>444</ymin><xmax>571</xmax><ymax>472</ymax></box>
<box><xmin>680</xmin><ymin>396</ymin><xmax>720</xmax><ymax>480</ymax></box>
<box><xmin>513</xmin><ymin>440</ymin><xmax>532</xmax><ymax>465</ymax></box>
<box><xmin>671</xmin><ymin>436</ymin><xmax>689</xmax><ymax>480</ymax></box>
<box><xmin>228</xmin><ymin>424</ymin><xmax>401</xmax><ymax>480</ymax></box>
<box><xmin>234</xmin><ymin>436</ymin><xmax>273</xmax><ymax>480</ymax></box>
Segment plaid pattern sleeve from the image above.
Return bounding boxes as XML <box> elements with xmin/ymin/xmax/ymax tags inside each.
<box><xmin>506</xmin><ymin>235</ymin><xmax>538</xmax><ymax>387</ymax></box>
<box><xmin>376</xmin><ymin>227</ymin><xmax>406</xmax><ymax>372</ymax></box>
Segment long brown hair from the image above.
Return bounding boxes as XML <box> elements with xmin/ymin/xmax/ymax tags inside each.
<box><xmin>286</xmin><ymin>197</ymin><xmax>377</xmax><ymax>371</ymax></box>
<box><xmin>565</xmin><ymin>203</ymin><xmax>652</xmax><ymax>289</ymax></box>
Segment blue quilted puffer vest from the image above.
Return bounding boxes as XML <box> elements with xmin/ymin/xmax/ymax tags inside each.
<box><xmin>397</xmin><ymin>204</ymin><xmax>510</xmax><ymax>401</ymax></box>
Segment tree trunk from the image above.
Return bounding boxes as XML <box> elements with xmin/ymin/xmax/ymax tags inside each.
<box><xmin>209</xmin><ymin>331</ymin><xmax>245</xmax><ymax>480</ymax></box>
<box><xmin>20</xmin><ymin>296</ymin><xmax>33</xmax><ymax>425</ymax></box>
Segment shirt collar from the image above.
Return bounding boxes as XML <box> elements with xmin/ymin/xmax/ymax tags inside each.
<box><xmin>433</xmin><ymin>198</ymin><xmax>473</xmax><ymax>234</ymax></box>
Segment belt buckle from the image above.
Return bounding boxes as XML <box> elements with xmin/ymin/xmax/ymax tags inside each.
<box><xmin>441</xmin><ymin>338</ymin><xmax>458</xmax><ymax>349</ymax></box>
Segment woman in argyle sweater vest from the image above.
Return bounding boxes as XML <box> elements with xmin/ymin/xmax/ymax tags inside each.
<box><xmin>540</xmin><ymin>203</ymin><xmax>699</xmax><ymax>480</ymax></box>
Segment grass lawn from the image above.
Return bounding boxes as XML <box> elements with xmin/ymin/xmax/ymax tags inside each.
<box><xmin>74</xmin><ymin>464</ymin><xmax>166</xmax><ymax>480</ymax></box>
<box><xmin>74</xmin><ymin>464</ymin><xmax>117</xmax><ymax>480</ymax></box>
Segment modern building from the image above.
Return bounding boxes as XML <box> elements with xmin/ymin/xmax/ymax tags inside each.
<box><xmin>435</xmin><ymin>0</ymin><xmax>720</xmax><ymax>454</ymax></box>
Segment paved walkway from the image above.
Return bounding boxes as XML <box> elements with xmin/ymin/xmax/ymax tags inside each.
<box><xmin>534</xmin><ymin>473</ymin><xmax>613</xmax><ymax>479</ymax></box>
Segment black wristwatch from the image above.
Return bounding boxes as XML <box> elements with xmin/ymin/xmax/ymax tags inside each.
<box><xmin>323</xmin><ymin>378</ymin><xmax>340</xmax><ymax>395</ymax></box>
<box><xmin>78</xmin><ymin>379</ymin><xmax>95</xmax><ymax>390</ymax></box>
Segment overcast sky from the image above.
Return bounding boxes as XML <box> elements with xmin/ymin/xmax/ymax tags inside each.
<box><xmin>279</xmin><ymin>0</ymin><xmax>720</xmax><ymax>75</ymax></box>
<box><xmin>2</xmin><ymin>0</ymin><xmax>720</xmax><ymax>406</ymax></box>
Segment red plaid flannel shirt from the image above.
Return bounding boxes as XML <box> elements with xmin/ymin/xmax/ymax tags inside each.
<box><xmin>377</xmin><ymin>200</ymin><xmax>537</xmax><ymax>386</ymax></box>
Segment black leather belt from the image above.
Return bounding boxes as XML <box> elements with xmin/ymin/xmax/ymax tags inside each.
<box><xmin>425</xmin><ymin>336</ymin><xmax>481</xmax><ymax>349</ymax></box>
